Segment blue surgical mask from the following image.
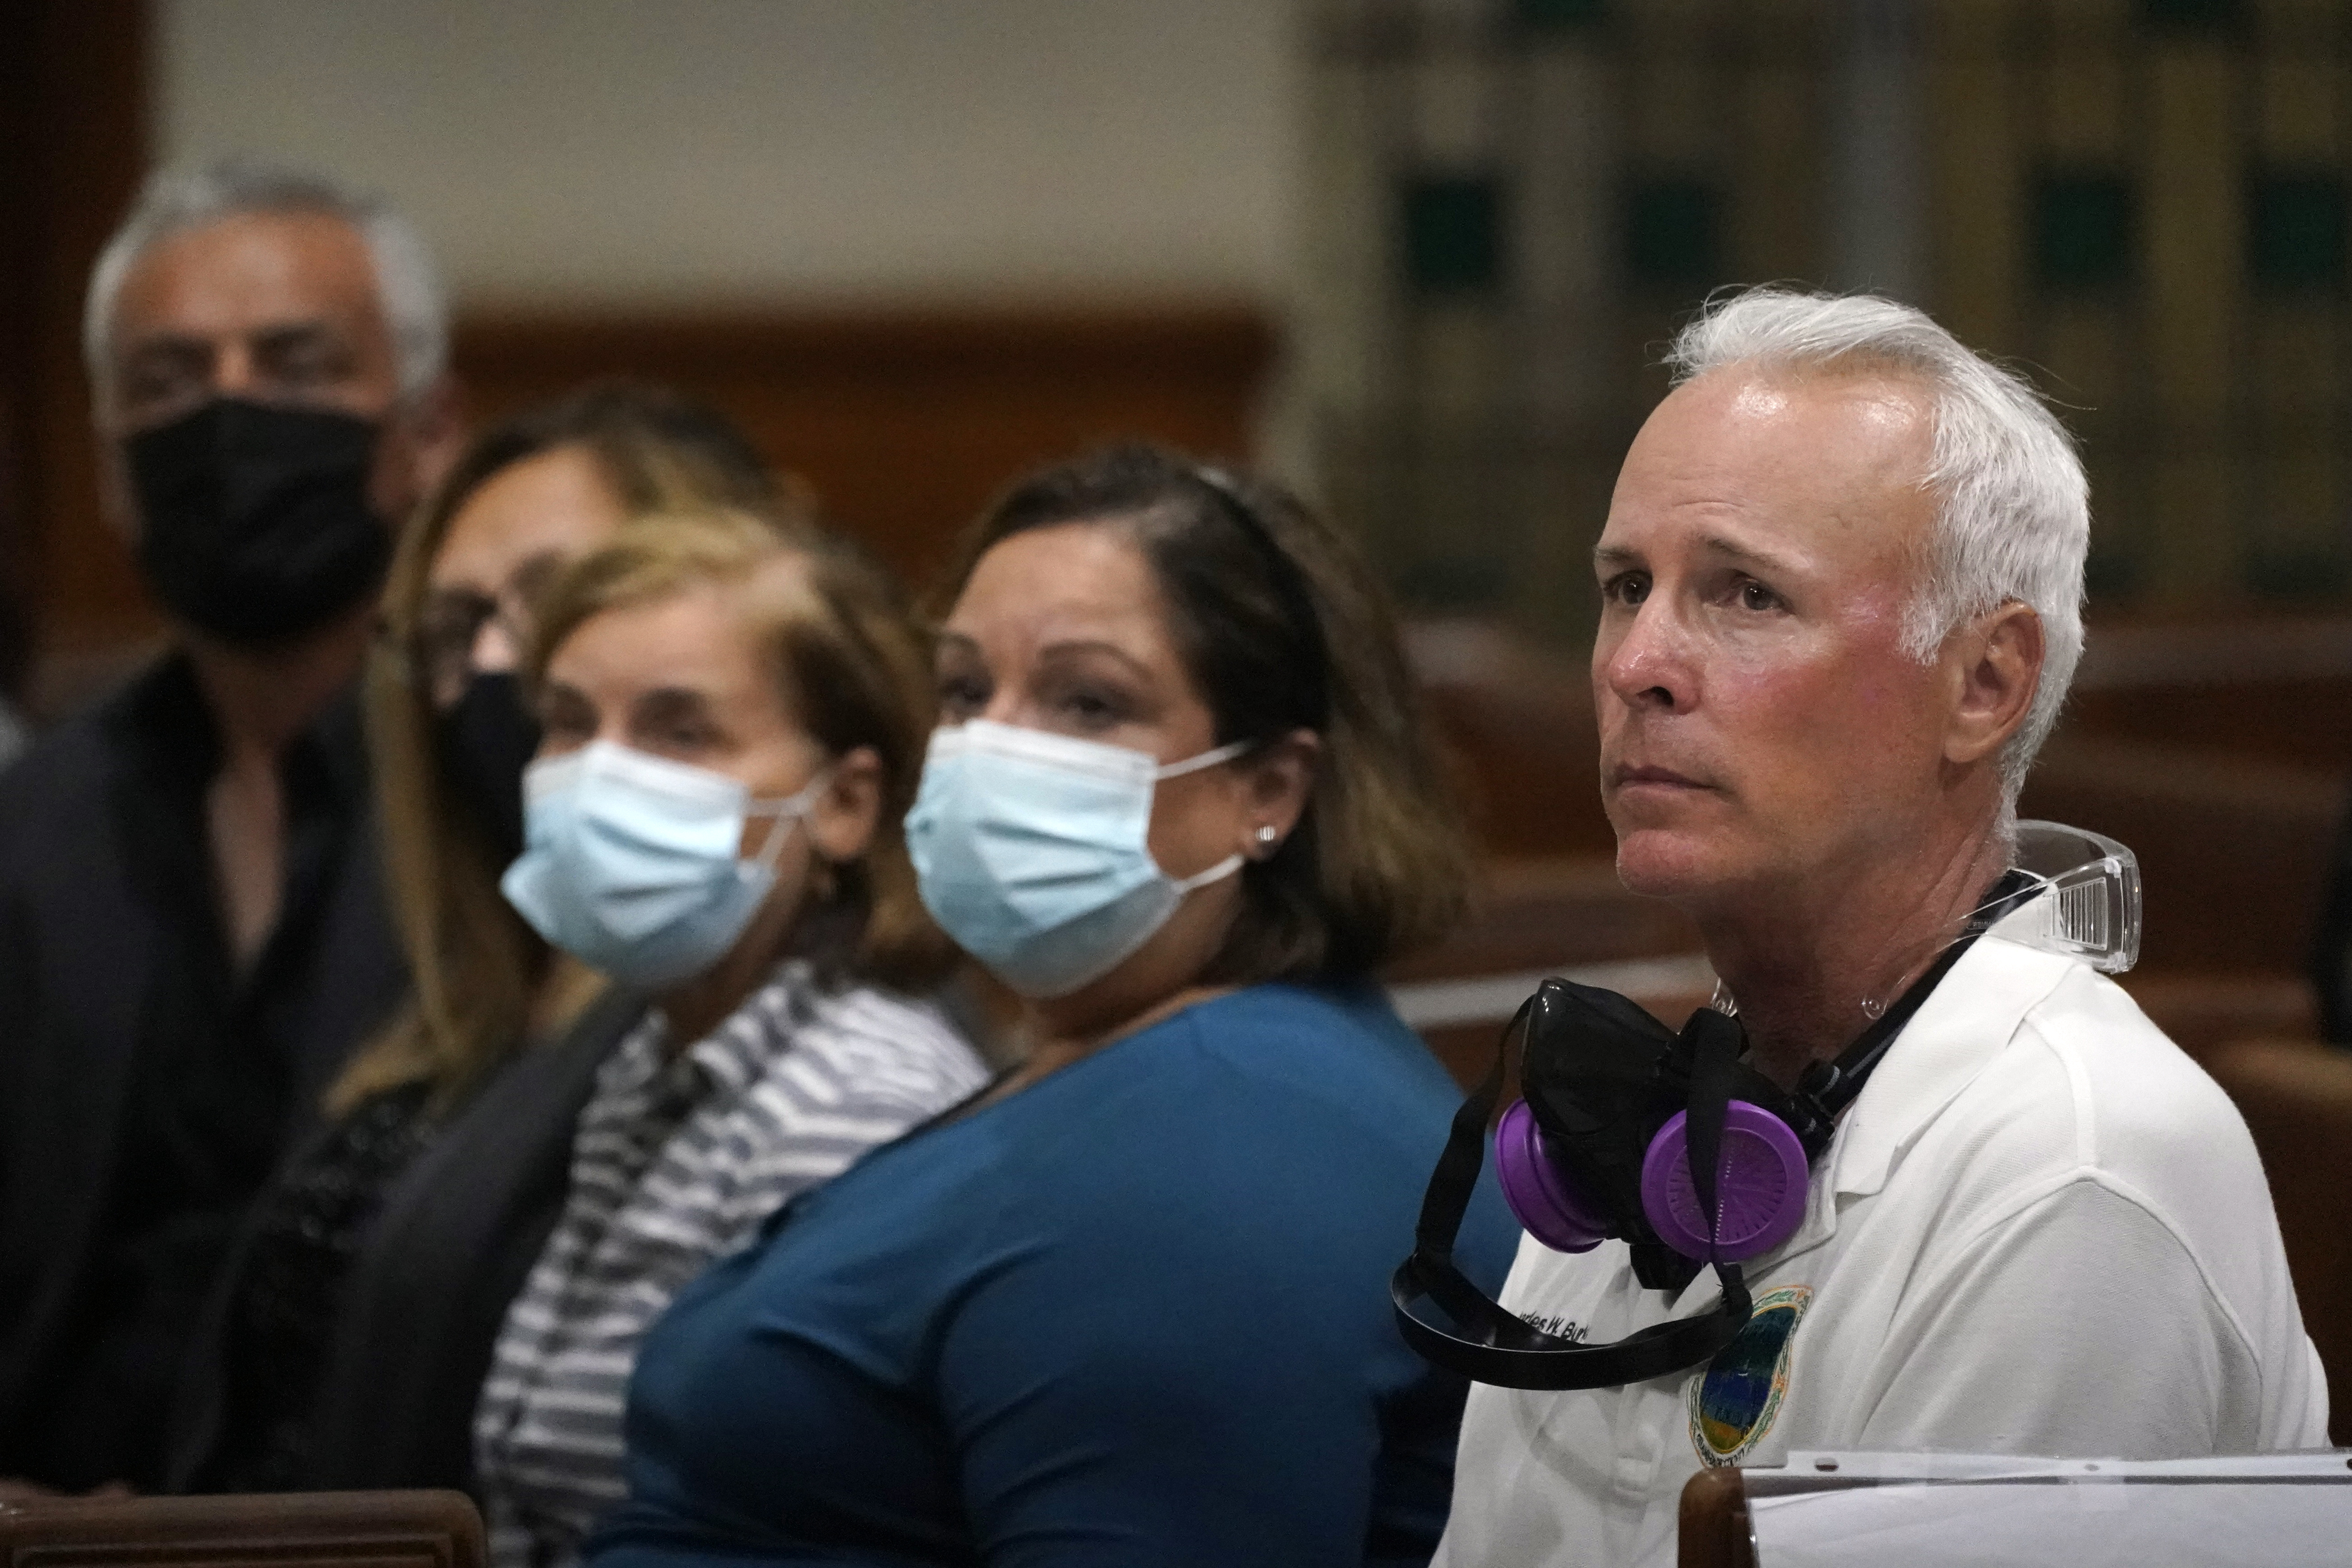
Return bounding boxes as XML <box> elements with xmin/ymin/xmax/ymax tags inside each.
<box><xmin>500</xmin><ymin>740</ymin><xmax>824</xmax><ymax>987</ymax></box>
<box><xmin>906</xmin><ymin>719</ymin><xmax>1250</xmax><ymax>998</ymax></box>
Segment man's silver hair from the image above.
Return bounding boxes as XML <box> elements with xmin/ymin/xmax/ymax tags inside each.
<box><xmin>83</xmin><ymin>156</ymin><xmax>448</xmax><ymax>408</ymax></box>
<box><xmin>1665</xmin><ymin>288</ymin><xmax>2088</xmax><ymax>801</ymax></box>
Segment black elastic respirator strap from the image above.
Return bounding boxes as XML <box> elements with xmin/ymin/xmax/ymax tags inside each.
<box><xmin>1679</xmin><ymin>1003</ymin><xmax>1752</xmax><ymax>1327</ymax></box>
<box><xmin>1784</xmin><ymin>881</ymin><xmax>2024</xmax><ymax>1142</ymax></box>
<box><xmin>1390</xmin><ymin>999</ymin><xmax>1753</xmax><ymax>1391</ymax></box>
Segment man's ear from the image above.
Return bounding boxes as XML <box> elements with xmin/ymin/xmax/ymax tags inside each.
<box><xmin>805</xmin><ymin>746</ymin><xmax>884</xmax><ymax>865</ymax></box>
<box><xmin>1945</xmin><ymin>601</ymin><xmax>2044</xmax><ymax>768</ymax></box>
<box><xmin>411</xmin><ymin>375</ymin><xmax>468</xmax><ymax>485</ymax></box>
<box><xmin>380</xmin><ymin>375</ymin><xmax>468</xmax><ymax>519</ymax></box>
<box><xmin>95</xmin><ymin>431</ymin><xmax>140</xmax><ymax>542</ymax></box>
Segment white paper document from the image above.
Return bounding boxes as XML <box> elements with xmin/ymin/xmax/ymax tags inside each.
<box><xmin>1746</xmin><ymin>1451</ymin><xmax>2352</xmax><ymax>1568</ymax></box>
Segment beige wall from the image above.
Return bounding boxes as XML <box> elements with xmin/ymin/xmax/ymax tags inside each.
<box><xmin>154</xmin><ymin>0</ymin><xmax>1305</xmax><ymax>310</ymax></box>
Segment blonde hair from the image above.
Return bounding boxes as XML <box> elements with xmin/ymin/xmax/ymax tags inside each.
<box><xmin>332</xmin><ymin>385</ymin><xmax>812</xmax><ymax>1117</ymax></box>
<box><xmin>530</xmin><ymin>509</ymin><xmax>957</xmax><ymax>993</ymax></box>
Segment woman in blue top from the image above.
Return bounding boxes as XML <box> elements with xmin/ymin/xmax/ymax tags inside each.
<box><xmin>588</xmin><ymin>444</ymin><xmax>1519</xmax><ymax>1568</ymax></box>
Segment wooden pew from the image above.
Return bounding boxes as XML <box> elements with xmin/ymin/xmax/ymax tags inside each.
<box><xmin>1678</xmin><ymin>1466</ymin><xmax>1755</xmax><ymax>1568</ymax></box>
<box><xmin>2202</xmin><ymin>1040</ymin><xmax>2352</xmax><ymax>1446</ymax></box>
<box><xmin>1679</xmin><ymin>1457</ymin><xmax>2352</xmax><ymax>1568</ymax></box>
<box><xmin>0</xmin><ymin>1491</ymin><xmax>482</xmax><ymax>1568</ymax></box>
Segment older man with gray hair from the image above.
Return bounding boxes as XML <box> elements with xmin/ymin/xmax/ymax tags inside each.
<box><xmin>0</xmin><ymin>158</ymin><xmax>458</xmax><ymax>1493</ymax></box>
<box><xmin>1422</xmin><ymin>289</ymin><xmax>2325</xmax><ymax>1568</ymax></box>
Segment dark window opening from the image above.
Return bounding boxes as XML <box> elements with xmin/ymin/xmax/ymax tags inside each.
<box><xmin>1625</xmin><ymin>178</ymin><xmax>1721</xmax><ymax>292</ymax></box>
<box><xmin>2249</xmin><ymin>171</ymin><xmax>2348</xmax><ymax>297</ymax></box>
<box><xmin>2033</xmin><ymin>171</ymin><xmax>2135</xmax><ymax>293</ymax></box>
<box><xmin>1402</xmin><ymin>175</ymin><xmax>1506</xmax><ymax>299</ymax></box>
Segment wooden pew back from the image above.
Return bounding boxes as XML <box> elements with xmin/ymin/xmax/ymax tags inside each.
<box><xmin>0</xmin><ymin>1492</ymin><xmax>482</xmax><ymax>1568</ymax></box>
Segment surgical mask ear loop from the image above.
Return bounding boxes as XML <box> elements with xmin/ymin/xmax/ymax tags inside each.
<box><xmin>1150</xmin><ymin>738</ymin><xmax>1255</xmax><ymax>893</ymax></box>
<box><xmin>1172</xmin><ymin>853</ymin><xmax>1245</xmax><ymax>893</ymax></box>
<box><xmin>1154</xmin><ymin>738</ymin><xmax>1253</xmax><ymax>780</ymax></box>
<box><xmin>742</xmin><ymin>767</ymin><xmax>833</xmax><ymax>874</ymax></box>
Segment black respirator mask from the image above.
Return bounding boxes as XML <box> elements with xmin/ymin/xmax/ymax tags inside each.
<box><xmin>126</xmin><ymin>398</ymin><xmax>394</xmax><ymax>646</ymax></box>
<box><xmin>1393</xmin><ymin>824</ymin><xmax>2141</xmax><ymax>1392</ymax></box>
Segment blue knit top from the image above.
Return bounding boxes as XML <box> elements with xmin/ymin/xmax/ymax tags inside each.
<box><xmin>584</xmin><ymin>982</ymin><xmax>1517</xmax><ymax>1568</ymax></box>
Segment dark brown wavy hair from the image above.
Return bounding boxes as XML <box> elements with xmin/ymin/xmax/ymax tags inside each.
<box><xmin>936</xmin><ymin>443</ymin><xmax>1469</xmax><ymax>984</ymax></box>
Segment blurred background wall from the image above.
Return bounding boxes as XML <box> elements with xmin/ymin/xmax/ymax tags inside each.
<box><xmin>159</xmin><ymin>0</ymin><xmax>1303</xmax><ymax>308</ymax></box>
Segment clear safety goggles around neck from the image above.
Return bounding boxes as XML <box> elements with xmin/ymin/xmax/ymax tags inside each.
<box><xmin>1983</xmin><ymin>819</ymin><xmax>2142</xmax><ymax>974</ymax></box>
<box><xmin>1710</xmin><ymin>818</ymin><xmax>2143</xmax><ymax>1021</ymax></box>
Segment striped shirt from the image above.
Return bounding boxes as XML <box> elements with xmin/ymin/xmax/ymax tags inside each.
<box><xmin>472</xmin><ymin>961</ymin><xmax>986</xmax><ymax>1568</ymax></box>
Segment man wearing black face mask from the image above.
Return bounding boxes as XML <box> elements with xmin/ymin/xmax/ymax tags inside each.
<box><xmin>0</xmin><ymin>159</ymin><xmax>459</xmax><ymax>1494</ymax></box>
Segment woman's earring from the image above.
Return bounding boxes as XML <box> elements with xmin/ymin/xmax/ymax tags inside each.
<box><xmin>1253</xmin><ymin>823</ymin><xmax>1279</xmax><ymax>858</ymax></box>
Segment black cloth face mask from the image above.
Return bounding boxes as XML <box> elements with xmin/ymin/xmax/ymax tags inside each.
<box><xmin>435</xmin><ymin>670</ymin><xmax>541</xmax><ymax>870</ymax></box>
<box><xmin>126</xmin><ymin>397</ymin><xmax>395</xmax><ymax>646</ymax></box>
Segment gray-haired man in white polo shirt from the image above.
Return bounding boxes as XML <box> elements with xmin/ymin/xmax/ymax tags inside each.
<box><xmin>1423</xmin><ymin>289</ymin><xmax>2328</xmax><ymax>1568</ymax></box>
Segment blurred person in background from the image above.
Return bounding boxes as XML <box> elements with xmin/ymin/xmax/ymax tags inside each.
<box><xmin>0</xmin><ymin>158</ymin><xmax>459</xmax><ymax>1495</ymax></box>
<box><xmin>166</xmin><ymin>384</ymin><xmax>790</xmax><ymax>1496</ymax></box>
<box><xmin>473</xmin><ymin>508</ymin><xmax>986</xmax><ymax>1568</ymax></box>
<box><xmin>581</xmin><ymin>445</ymin><xmax>1517</xmax><ymax>1568</ymax></box>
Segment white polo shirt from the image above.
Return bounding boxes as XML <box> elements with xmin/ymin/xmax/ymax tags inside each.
<box><xmin>1435</xmin><ymin>934</ymin><xmax>2331</xmax><ymax>1568</ymax></box>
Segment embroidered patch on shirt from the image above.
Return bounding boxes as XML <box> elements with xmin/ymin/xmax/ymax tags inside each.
<box><xmin>1688</xmin><ymin>1283</ymin><xmax>1812</xmax><ymax>1467</ymax></box>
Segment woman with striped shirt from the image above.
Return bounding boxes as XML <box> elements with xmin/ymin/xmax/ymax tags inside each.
<box><xmin>474</xmin><ymin>510</ymin><xmax>987</xmax><ymax>1568</ymax></box>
